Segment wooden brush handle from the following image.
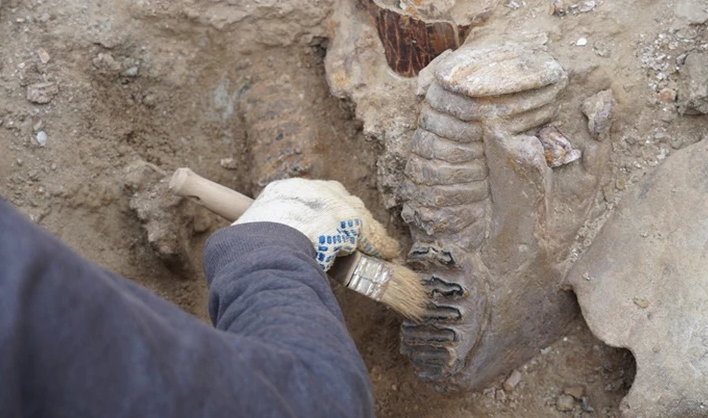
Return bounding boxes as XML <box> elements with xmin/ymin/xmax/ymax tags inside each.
<box><xmin>169</xmin><ymin>168</ymin><xmax>253</xmax><ymax>221</ymax></box>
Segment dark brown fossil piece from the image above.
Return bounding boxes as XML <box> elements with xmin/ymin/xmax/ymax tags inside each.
<box><xmin>357</xmin><ymin>0</ymin><xmax>473</xmax><ymax>77</ymax></box>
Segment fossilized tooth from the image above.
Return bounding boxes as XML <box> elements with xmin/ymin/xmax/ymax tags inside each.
<box><xmin>400</xmin><ymin>180</ymin><xmax>490</xmax><ymax>207</ymax></box>
<box><xmin>411</xmin><ymin>129</ymin><xmax>485</xmax><ymax>163</ymax></box>
<box><xmin>400</xmin><ymin>261</ymin><xmax>487</xmax><ymax>380</ymax></box>
<box><xmin>418</xmin><ymin>105</ymin><xmax>483</xmax><ymax>142</ymax></box>
<box><xmin>358</xmin><ymin>0</ymin><xmax>473</xmax><ymax>77</ymax></box>
<box><xmin>434</xmin><ymin>220</ymin><xmax>487</xmax><ymax>250</ymax></box>
<box><xmin>401</xmin><ymin>201</ymin><xmax>487</xmax><ymax>235</ymax></box>
<box><xmin>400</xmin><ymin>43</ymin><xmax>574</xmax><ymax>389</ymax></box>
<box><xmin>408</xmin><ymin>227</ymin><xmax>486</xmax><ymax>255</ymax></box>
<box><xmin>401</xmin><ymin>323</ymin><xmax>458</xmax><ymax>346</ymax></box>
<box><xmin>498</xmin><ymin>102</ymin><xmax>560</xmax><ymax>135</ymax></box>
<box><xmin>242</xmin><ymin>76</ymin><xmax>316</xmax><ymax>191</ymax></box>
<box><xmin>425</xmin><ymin>79</ymin><xmax>567</xmax><ymax>121</ymax></box>
<box><xmin>425</xmin><ymin>129</ymin><xmax>579</xmax><ymax>390</ymax></box>
<box><xmin>422</xmin><ymin>275</ymin><xmax>468</xmax><ymax>299</ymax></box>
<box><xmin>402</xmin><ymin>85</ymin><xmax>492</xmax><ymax>382</ymax></box>
<box><xmin>483</xmin><ymin>132</ymin><xmax>551</xmax><ymax>259</ymax></box>
<box><xmin>417</xmin><ymin>50</ymin><xmax>453</xmax><ymax>97</ymax></box>
<box><xmin>537</xmin><ymin>126</ymin><xmax>582</xmax><ymax>168</ymax></box>
<box><xmin>405</xmin><ymin>155</ymin><xmax>488</xmax><ymax>185</ymax></box>
<box><xmin>408</xmin><ymin>241</ymin><xmax>468</xmax><ymax>267</ymax></box>
<box><xmin>434</xmin><ymin>45</ymin><xmax>566</xmax><ymax>97</ymax></box>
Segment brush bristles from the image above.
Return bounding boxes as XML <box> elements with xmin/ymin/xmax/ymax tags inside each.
<box><xmin>380</xmin><ymin>264</ymin><xmax>428</xmax><ymax>321</ymax></box>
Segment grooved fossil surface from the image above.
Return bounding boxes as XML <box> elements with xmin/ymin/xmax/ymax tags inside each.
<box><xmin>400</xmin><ymin>43</ymin><xmax>610</xmax><ymax>389</ymax></box>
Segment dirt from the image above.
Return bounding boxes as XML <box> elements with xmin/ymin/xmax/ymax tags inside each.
<box><xmin>3</xmin><ymin>0</ymin><xmax>706</xmax><ymax>416</ymax></box>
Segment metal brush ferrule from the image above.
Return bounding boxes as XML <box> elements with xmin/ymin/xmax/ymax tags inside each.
<box><xmin>345</xmin><ymin>254</ymin><xmax>392</xmax><ymax>301</ymax></box>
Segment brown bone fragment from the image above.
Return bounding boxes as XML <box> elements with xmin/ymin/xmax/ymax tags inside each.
<box><xmin>357</xmin><ymin>0</ymin><xmax>473</xmax><ymax>77</ymax></box>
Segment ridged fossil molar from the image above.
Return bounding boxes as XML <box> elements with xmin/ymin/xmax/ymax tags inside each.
<box><xmin>400</xmin><ymin>43</ymin><xmax>609</xmax><ymax>389</ymax></box>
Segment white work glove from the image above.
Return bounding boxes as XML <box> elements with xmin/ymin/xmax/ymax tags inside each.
<box><xmin>234</xmin><ymin>178</ymin><xmax>400</xmax><ymax>271</ymax></box>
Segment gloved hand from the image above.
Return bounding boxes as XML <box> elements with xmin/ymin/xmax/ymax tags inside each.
<box><xmin>234</xmin><ymin>178</ymin><xmax>400</xmax><ymax>271</ymax></box>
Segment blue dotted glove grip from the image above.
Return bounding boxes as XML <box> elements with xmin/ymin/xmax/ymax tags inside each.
<box><xmin>316</xmin><ymin>219</ymin><xmax>360</xmax><ymax>270</ymax></box>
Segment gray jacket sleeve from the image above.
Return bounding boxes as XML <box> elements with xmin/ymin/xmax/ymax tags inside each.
<box><xmin>0</xmin><ymin>198</ymin><xmax>374</xmax><ymax>418</ymax></box>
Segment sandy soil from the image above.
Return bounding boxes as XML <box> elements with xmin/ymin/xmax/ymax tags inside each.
<box><xmin>3</xmin><ymin>0</ymin><xmax>705</xmax><ymax>416</ymax></box>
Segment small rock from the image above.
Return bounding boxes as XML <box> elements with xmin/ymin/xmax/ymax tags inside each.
<box><xmin>124</xmin><ymin>66</ymin><xmax>139</xmax><ymax>77</ymax></box>
<box><xmin>495</xmin><ymin>389</ymin><xmax>507</xmax><ymax>402</ymax></box>
<box><xmin>592</xmin><ymin>42</ymin><xmax>610</xmax><ymax>58</ymax></box>
<box><xmin>578</xmin><ymin>0</ymin><xmax>596</xmax><ymax>12</ymax></box>
<box><xmin>27</xmin><ymin>82</ymin><xmax>59</xmax><ymax>104</ymax></box>
<box><xmin>581</xmin><ymin>396</ymin><xmax>595</xmax><ymax>412</ymax></box>
<box><xmin>658</xmin><ymin>110</ymin><xmax>676</xmax><ymax>123</ymax></box>
<box><xmin>37</xmin><ymin>48</ymin><xmax>50</xmax><ymax>64</ymax></box>
<box><xmin>556</xmin><ymin>394</ymin><xmax>576</xmax><ymax>412</ymax></box>
<box><xmin>582</xmin><ymin>89</ymin><xmax>615</xmax><ymax>140</ymax></box>
<box><xmin>16</xmin><ymin>157</ymin><xmax>23</xmax><ymax>166</ymax></box>
<box><xmin>192</xmin><ymin>209</ymin><xmax>212</xmax><ymax>233</ymax></box>
<box><xmin>576</xmin><ymin>37</ymin><xmax>588</xmax><ymax>46</ymax></box>
<box><xmin>616</xmin><ymin>176</ymin><xmax>627</xmax><ymax>190</ymax></box>
<box><xmin>540</xmin><ymin>346</ymin><xmax>552</xmax><ymax>355</ymax></box>
<box><xmin>32</xmin><ymin>118</ymin><xmax>44</xmax><ymax>132</ymax></box>
<box><xmin>503</xmin><ymin>369</ymin><xmax>523</xmax><ymax>391</ymax></box>
<box><xmin>677</xmin><ymin>52</ymin><xmax>708</xmax><ymax>115</ymax></box>
<box><xmin>670</xmin><ymin>136</ymin><xmax>683</xmax><ymax>149</ymax></box>
<box><xmin>654</xmin><ymin>131</ymin><xmax>669</xmax><ymax>141</ymax></box>
<box><xmin>35</xmin><ymin>131</ymin><xmax>47</xmax><ymax>147</ymax></box>
<box><xmin>658</xmin><ymin>88</ymin><xmax>676</xmax><ymax>103</ymax></box>
<box><xmin>657</xmin><ymin>148</ymin><xmax>670</xmax><ymax>161</ymax></box>
<box><xmin>142</xmin><ymin>94</ymin><xmax>157</xmax><ymax>107</ymax></box>
<box><xmin>92</xmin><ymin>52</ymin><xmax>121</xmax><ymax>74</ymax></box>
<box><xmin>219</xmin><ymin>157</ymin><xmax>238</xmax><ymax>170</ymax></box>
<box><xmin>633</xmin><ymin>297</ymin><xmax>650</xmax><ymax>308</ymax></box>
<box><xmin>677</xmin><ymin>53</ymin><xmax>688</xmax><ymax>67</ymax></box>
<box><xmin>564</xmin><ymin>385</ymin><xmax>585</xmax><ymax>400</ymax></box>
<box><xmin>674</xmin><ymin>0</ymin><xmax>708</xmax><ymax>25</ymax></box>
<box><xmin>550</xmin><ymin>0</ymin><xmax>567</xmax><ymax>15</ymax></box>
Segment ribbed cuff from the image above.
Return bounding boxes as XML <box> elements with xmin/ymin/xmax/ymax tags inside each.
<box><xmin>202</xmin><ymin>222</ymin><xmax>315</xmax><ymax>281</ymax></box>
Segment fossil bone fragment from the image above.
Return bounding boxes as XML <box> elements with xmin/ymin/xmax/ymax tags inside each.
<box><xmin>358</xmin><ymin>0</ymin><xmax>473</xmax><ymax>77</ymax></box>
<box><xmin>568</xmin><ymin>141</ymin><xmax>708</xmax><ymax>418</ymax></box>
<box><xmin>538</xmin><ymin>126</ymin><xmax>582</xmax><ymax>168</ymax></box>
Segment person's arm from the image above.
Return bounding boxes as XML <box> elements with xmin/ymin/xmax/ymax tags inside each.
<box><xmin>0</xmin><ymin>198</ymin><xmax>373</xmax><ymax>418</ymax></box>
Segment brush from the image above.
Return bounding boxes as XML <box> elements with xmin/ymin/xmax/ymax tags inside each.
<box><xmin>169</xmin><ymin>168</ymin><xmax>427</xmax><ymax>321</ymax></box>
